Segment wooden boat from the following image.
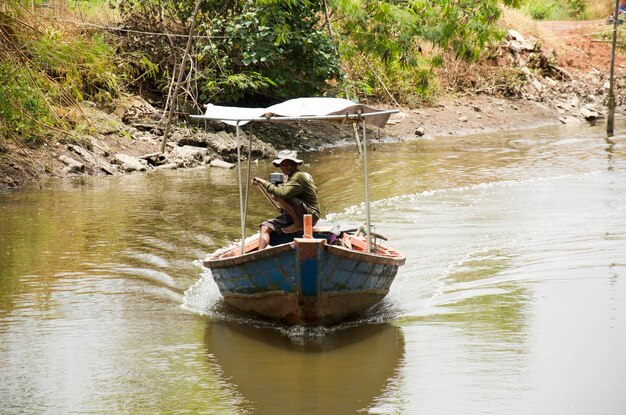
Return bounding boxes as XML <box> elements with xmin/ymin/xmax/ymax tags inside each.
<box><xmin>205</xmin><ymin>227</ymin><xmax>405</xmax><ymax>325</ymax></box>
<box><xmin>193</xmin><ymin>97</ymin><xmax>406</xmax><ymax>326</ymax></box>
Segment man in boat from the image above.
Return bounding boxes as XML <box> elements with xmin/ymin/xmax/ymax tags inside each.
<box><xmin>251</xmin><ymin>150</ymin><xmax>321</xmax><ymax>250</ymax></box>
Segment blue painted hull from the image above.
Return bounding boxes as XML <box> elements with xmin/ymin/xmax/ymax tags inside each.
<box><xmin>204</xmin><ymin>238</ymin><xmax>405</xmax><ymax>325</ymax></box>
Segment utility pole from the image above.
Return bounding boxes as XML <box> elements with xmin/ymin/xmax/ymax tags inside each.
<box><xmin>607</xmin><ymin>0</ymin><xmax>620</xmax><ymax>135</ymax></box>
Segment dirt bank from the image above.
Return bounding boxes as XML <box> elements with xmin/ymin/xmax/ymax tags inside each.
<box><xmin>0</xmin><ymin>93</ymin><xmax>567</xmax><ymax>192</ymax></box>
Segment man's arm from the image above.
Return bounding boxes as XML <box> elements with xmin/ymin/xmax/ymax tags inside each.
<box><xmin>263</xmin><ymin>175</ymin><xmax>303</xmax><ymax>199</ymax></box>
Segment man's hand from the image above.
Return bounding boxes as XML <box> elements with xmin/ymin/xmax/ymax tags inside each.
<box><xmin>251</xmin><ymin>177</ymin><xmax>265</xmax><ymax>186</ymax></box>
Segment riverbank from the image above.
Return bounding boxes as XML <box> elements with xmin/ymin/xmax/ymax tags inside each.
<box><xmin>0</xmin><ymin>94</ymin><xmax>562</xmax><ymax>191</ymax></box>
<box><xmin>0</xmin><ymin>91</ymin><xmax>612</xmax><ymax>192</ymax></box>
<box><xmin>0</xmin><ymin>18</ymin><xmax>622</xmax><ymax>191</ymax></box>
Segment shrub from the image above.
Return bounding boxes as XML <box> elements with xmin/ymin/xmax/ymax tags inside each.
<box><xmin>523</xmin><ymin>0</ymin><xmax>554</xmax><ymax>20</ymax></box>
<box><xmin>0</xmin><ymin>63</ymin><xmax>55</xmax><ymax>145</ymax></box>
<box><xmin>29</xmin><ymin>32</ymin><xmax>120</xmax><ymax>104</ymax></box>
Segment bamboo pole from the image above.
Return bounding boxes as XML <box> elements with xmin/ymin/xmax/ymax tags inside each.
<box><xmin>607</xmin><ymin>0</ymin><xmax>620</xmax><ymax>135</ymax></box>
<box><xmin>160</xmin><ymin>0</ymin><xmax>202</xmax><ymax>153</ymax></box>
<box><xmin>322</xmin><ymin>0</ymin><xmax>338</xmax><ymax>55</ymax></box>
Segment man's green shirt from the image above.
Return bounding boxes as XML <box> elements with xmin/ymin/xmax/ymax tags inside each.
<box><xmin>263</xmin><ymin>170</ymin><xmax>321</xmax><ymax>220</ymax></box>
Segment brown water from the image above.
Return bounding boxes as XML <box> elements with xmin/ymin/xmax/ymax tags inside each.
<box><xmin>1</xmin><ymin>120</ymin><xmax>626</xmax><ymax>414</ymax></box>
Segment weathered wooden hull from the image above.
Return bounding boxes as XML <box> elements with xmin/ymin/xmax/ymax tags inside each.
<box><xmin>204</xmin><ymin>237</ymin><xmax>405</xmax><ymax>326</ymax></box>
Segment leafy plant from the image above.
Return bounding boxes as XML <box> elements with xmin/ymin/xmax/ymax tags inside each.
<box><xmin>328</xmin><ymin>0</ymin><xmax>519</xmax><ymax>103</ymax></box>
<box><xmin>197</xmin><ymin>0</ymin><xmax>341</xmax><ymax>103</ymax></box>
<box><xmin>522</xmin><ymin>0</ymin><xmax>587</xmax><ymax>20</ymax></box>
<box><xmin>566</xmin><ymin>0</ymin><xmax>586</xmax><ymax>19</ymax></box>
<box><xmin>412</xmin><ymin>0</ymin><xmax>521</xmax><ymax>60</ymax></box>
<box><xmin>0</xmin><ymin>63</ymin><xmax>55</xmax><ymax>145</ymax></box>
<box><xmin>523</xmin><ymin>0</ymin><xmax>554</xmax><ymax>20</ymax></box>
<box><xmin>116</xmin><ymin>52</ymin><xmax>160</xmax><ymax>89</ymax></box>
<box><xmin>29</xmin><ymin>31</ymin><xmax>120</xmax><ymax>103</ymax></box>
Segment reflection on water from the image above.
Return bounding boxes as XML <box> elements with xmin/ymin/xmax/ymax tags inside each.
<box><xmin>1</xmin><ymin>120</ymin><xmax>626</xmax><ymax>414</ymax></box>
<box><xmin>205</xmin><ymin>322</ymin><xmax>404</xmax><ymax>414</ymax></box>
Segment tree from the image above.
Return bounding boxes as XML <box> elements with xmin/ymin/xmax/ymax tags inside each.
<box><xmin>113</xmin><ymin>0</ymin><xmax>520</xmax><ymax>105</ymax></box>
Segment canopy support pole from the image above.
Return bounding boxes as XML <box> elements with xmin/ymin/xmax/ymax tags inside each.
<box><xmin>242</xmin><ymin>125</ymin><xmax>254</xmax><ymax>236</ymax></box>
<box><xmin>362</xmin><ymin>118</ymin><xmax>372</xmax><ymax>253</ymax></box>
<box><xmin>236</xmin><ymin>123</ymin><xmax>246</xmax><ymax>255</ymax></box>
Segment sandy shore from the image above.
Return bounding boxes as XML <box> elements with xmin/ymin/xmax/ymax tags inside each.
<box><xmin>383</xmin><ymin>95</ymin><xmax>562</xmax><ymax>140</ymax></box>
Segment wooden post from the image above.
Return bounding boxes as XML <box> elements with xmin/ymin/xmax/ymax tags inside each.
<box><xmin>607</xmin><ymin>0</ymin><xmax>620</xmax><ymax>135</ymax></box>
<box><xmin>303</xmin><ymin>214</ymin><xmax>313</xmax><ymax>239</ymax></box>
<box><xmin>160</xmin><ymin>0</ymin><xmax>202</xmax><ymax>153</ymax></box>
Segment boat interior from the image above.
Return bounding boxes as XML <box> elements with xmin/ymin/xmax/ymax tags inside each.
<box><xmin>209</xmin><ymin>224</ymin><xmax>401</xmax><ymax>260</ymax></box>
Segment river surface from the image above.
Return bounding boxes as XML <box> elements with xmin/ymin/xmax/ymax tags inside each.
<box><xmin>1</xmin><ymin>120</ymin><xmax>626</xmax><ymax>414</ymax></box>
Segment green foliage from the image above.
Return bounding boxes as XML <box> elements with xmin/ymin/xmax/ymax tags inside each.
<box><xmin>327</xmin><ymin>0</ymin><xmax>519</xmax><ymax>103</ymax></box>
<box><xmin>2</xmin><ymin>0</ymin><xmax>528</xmax><ymax>131</ymax></box>
<box><xmin>523</xmin><ymin>0</ymin><xmax>554</xmax><ymax>20</ymax></box>
<box><xmin>409</xmin><ymin>0</ymin><xmax>520</xmax><ymax>61</ymax></box>
<box><xmin>341</xmin><ymin>52</ymin><xmax>436</xmax><ymax>106</ymax></box>
<box><xmin>566</xmin><ymin>0</ymin><xmax>586</xmax><ymax>18</ymax></box>
<box><xmin>0</xmin><ymin>63</ymin><xmax>55</xmax><ymax>145</ymax></box>
<box><xmin>200</xmin><ymin>72</ymin><xmax>276</xmax><ymax>104</ymax></box>
<box><xmin>29</xmin><ymin>31</ymin><xmax>120</xmax><ymax>103</ymax></box>
<box><xmin>0</xmin><ymin>4</ymin><xmax>127</xmax><ymax>146</ymax></box>
<box><xmin>110</xmin><ymin>0</ymin><xmax>523</xmax><ymax>105</ymax></box>
<box><xmin>197</xmin><ymin>0</ymin><xmax>341</xmax><ymax>103</ymax></box>
<box><xmin>595</xmin><ymin>25</ymin><xmax>626</xmax><ymax>51</ymax></box>
<box><xmin>111</xmin><ymin>0</ymin><xmax>342</xmax><ymax>103</ymax></box>
<box><xmin>116</xmin><ymin>52</ymin><xmax>160</xmax><ymax>88</ymax></box>
<box><xmin>522</xmin><ymin>0</ymin><xmax>587</xmax><ymax>20</ymax></box>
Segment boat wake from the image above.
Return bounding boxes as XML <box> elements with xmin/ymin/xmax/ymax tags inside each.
<box><xmin>184</xmin><ymin>170</ymin><xmax>626</xmax><ymax>331</ymax></box>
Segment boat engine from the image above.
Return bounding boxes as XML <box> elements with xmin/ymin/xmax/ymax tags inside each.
<box><xmin>268</xmin><ymin>172</ymin><xmax>284</xmax><ymax>185</ymax></box>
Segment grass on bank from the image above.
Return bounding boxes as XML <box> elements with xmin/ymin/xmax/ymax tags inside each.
<box><xmin>0</xmin><ymin>2</ymin><xmax>152</xmax><ymax>148</ymax></box>
<box><xmin>521</xmin><ymin>0</ymin><xmax>613</xmax><ymax>21</ymax></box>
<box><xmin>0</xmin><ymin>28</ymin><xmax>120</xmax><ymax>146</ymax></box>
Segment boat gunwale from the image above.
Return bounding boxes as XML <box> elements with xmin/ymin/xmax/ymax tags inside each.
<box><xmin>204</xmin><ymin>242</ymin><xmax>294</xmax><ymax>269</ymax></box>
<box><xmin>326</xmin><ymin>243</ymin><xmax>406</xmax><ymax>266</ymax></box>
<box><xmin>204</xmin><ymin>238</ymin><xmax>406</xmax><ymax>269</ymax></box>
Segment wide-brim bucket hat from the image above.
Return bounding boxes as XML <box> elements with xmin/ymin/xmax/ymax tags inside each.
<box><xmin>272</xmin><ymin>150</ymin><xmax>303</xmax><ymax>167</ymax></box>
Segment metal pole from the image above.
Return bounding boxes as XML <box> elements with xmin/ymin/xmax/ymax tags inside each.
<box><xmin>608</xmin><ymin>0</ymin><xmax>620</xmax><ymax>135</ymax></box>
<box><xmin>362</xmin><ymin>118</ymin><xmax>371</xmax><ymax>253</ymax></box>
<box><xmin>242</xmin><ymin>125</ymin><xmax>254</xmax><ymax>234</ymax></box>
<box><xmin>236</xmin><ymin>123</ymin><xmax>246</xmax><ymax>255</ymax></box>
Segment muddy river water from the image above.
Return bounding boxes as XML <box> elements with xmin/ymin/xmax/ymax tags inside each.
<box><xmin>1</xmin><ymin>120</ymin><xmax>625</xmax><ymax>414</ymax></box>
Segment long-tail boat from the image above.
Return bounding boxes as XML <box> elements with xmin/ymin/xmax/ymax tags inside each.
<box><xmin>191</xmin><ymin>98</ymin><xmax>406</xmax><ymax>326</ymax></box>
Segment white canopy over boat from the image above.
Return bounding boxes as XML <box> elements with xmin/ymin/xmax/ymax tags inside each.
<box><xmin>196</xmin><ymin>97</ymin><xmax>394</xmax><ymax>129</ymax></box>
